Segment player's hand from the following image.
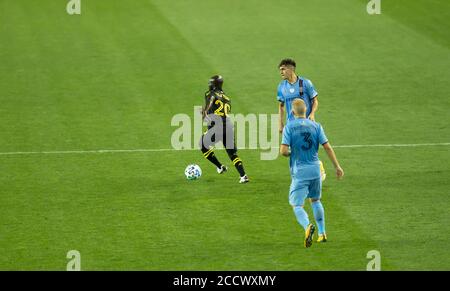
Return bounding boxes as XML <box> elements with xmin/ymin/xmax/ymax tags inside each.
<box><xmin>279</xmin><ymin>123</ymin><xmax>284</xmax><ymax>133</ymax></box>
<box><xmin>308</xmin><ymin>114</ymin><xmax>315</xmax><ymax>121</ymax></box>
<box><xmin>204</xmin><ymin>114</ymin><xmax>211</xmax><ymax>124</ymax></box>
<box><xmin>336</xmin><ymin>166</ymin><xmax>344</xmax><ymax>179</ymax></box>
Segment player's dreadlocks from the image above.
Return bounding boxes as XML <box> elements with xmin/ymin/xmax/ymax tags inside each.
<box><xmin>208</xmin><ymin>75</ymin><xmax>224</xmax><ymax>91</ymax></box>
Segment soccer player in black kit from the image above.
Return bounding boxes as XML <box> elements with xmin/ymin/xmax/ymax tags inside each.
<box><xmin>199</xmin><ymin>75</ymin><xmax>249</xmax><ymax>183</ymax></box>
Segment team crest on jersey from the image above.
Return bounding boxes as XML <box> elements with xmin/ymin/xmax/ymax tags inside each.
<box><xmin>289</xmin><ymin>88</ymin><xmax>295</xmax><ymax>93</ymax></box>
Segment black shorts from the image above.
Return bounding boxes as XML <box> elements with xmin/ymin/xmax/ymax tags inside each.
<box><xmin>199</xmin><ymin>114</ymin><xmax>236</xmax><ymax>153</ymax></box>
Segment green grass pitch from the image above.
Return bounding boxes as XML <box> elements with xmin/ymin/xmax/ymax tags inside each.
<box><xmin>0</xmin><ymin>0</ymin><xmax>449</xmax><ymax>270</ymax></box>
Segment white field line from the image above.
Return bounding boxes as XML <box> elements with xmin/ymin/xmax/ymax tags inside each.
<box><xmin>0</xmin><ymin>143</ymin><xmax>449</xmax><ymax>156</ymax></box>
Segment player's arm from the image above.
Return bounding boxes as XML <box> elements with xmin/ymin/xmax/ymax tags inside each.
<box><xmin>202</xmin><ymin>95</ymin><xmax>215</xmax><ymax>120</ymax></box>
<box><xmin>322</xmin><ymin>142</ymin><xmax>344</xmax><ymax>179</ymax></box>
<box><xmin>278</xmin><ymin>102</ymin><xmax>285</xmax><ymax>133</ymax></box>
<box><xmin>279</xmin><ymin>125</ymin><xmax>290</xmax><ymax>157</ymax></box>
<box><xmin>308</xmin><ymin>96</ymin><xmax>318</xmax><ymax>121</ymax></box>
<box><xmin>305</xmin><ymin>79</ymin><xmax>319</xmax><ymax>121</ymax></box>
<box><xmin>280</xmin><ymin>144</ymin><xmax>290</xmax><ymax>157</ymax></box>
<box><xmin>276</xmin><ymin>83</ymin><xmax>285</xmax><ymax>133</ymax></box>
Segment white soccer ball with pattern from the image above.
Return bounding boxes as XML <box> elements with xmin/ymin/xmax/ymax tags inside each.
<box><xmin>185</xmin><ymin>164</ymin><xmax>202</xmax><ymax>180</ymax></box>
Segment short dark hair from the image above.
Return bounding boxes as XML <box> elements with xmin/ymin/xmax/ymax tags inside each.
<box><xmin>278</xmin><ymin>58</ymin><xmax>296</xmax><ymax>68</ymax></box>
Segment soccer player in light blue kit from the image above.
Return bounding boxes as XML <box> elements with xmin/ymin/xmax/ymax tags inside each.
<box><xmin>276</xmin><ymin>58</ymin><xmax>318</xmax><ymax>127</ymax></box>
<box><xmin>276</xmin><ymin>58</ymin><xmax>327</xmax><ymax>181</ymax></box>
<box><xmin>280</xmin><ymin>99</ymin><xmax>344</xmax><ymax>248</ymax></box>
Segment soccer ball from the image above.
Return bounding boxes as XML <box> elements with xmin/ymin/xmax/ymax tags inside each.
<box><xmin>185</xmin><ymin>164</ymin><xmax>202</xmax><ymax>180</ymax></box>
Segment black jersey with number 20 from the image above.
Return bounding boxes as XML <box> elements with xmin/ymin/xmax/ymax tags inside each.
<box><xmin>204</xmin><ymin>90</ymin><xmax>231</xmax><ymax>117</ymax></box>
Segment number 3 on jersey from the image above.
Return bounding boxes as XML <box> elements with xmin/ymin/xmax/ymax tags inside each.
<box><xmin>301</xmin><ymin>132</ymin><xmax>312</xmax><ymax>150</ymax></box>
<box><xmin>214</xmin><ymin>100</ymin><xmax>230</xmax><ymax>116</ymax></box>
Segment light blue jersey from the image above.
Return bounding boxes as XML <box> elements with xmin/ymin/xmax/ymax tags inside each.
<box><xmin>277</xmin><ymin>77</ymin><xmax>318</xmax><ymax>123</ymax></box>
<box><xmin>281</xmin><ymin>117</ymin><xmax>328</xmax><ymax>181</ymax></box>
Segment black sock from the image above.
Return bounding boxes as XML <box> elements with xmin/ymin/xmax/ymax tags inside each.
<box><xmin>202</xmin><ymin>148</ymin><xmax>222</xmax><ymax>169</ymax></box>
<box><xmin>229</xmin><ymin>154</ymin><xmax>246</xmax><ymax>177</ymax></box>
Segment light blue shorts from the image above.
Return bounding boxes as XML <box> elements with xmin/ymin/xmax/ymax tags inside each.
<box><xmin>289</xmin><ymin>178</ymin><xmax>322</xmax><ymax>206</ymax></box>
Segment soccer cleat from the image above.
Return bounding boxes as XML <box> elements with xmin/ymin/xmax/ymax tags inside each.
<box><xmin>239</xmin><ymin>175</ymin><xmax>249</xmax><ymax>184</ymax></box>
<box><xmin>317</xmin><ymin>234</ymin><xmax>327</xmax><ymax>243</ymax></box>
<box><xmin>320</xmin><ymin>160</ymin><xmax>326</xmax><ymax>181</ymax></box>
<box><xmin>217</xmin><ymin>165</ymin><xmax>228</xmax><ymax>174</ymax></box>
<box><xmin>304</xmin><ymin>224</ymin><xmax>315</xmax><ymax>248</ymax></box>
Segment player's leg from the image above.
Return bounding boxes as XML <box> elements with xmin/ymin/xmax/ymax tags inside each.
<box><xmin>223</xmin><ymin>118</ymin><xmax>248</xmax><ymax>183</ymax></box>
<box><xmin>225</xmin><ymin>147</ymin><xmax>248</xmax><ymax>182</ymax></box>
<box><xmin>199</xmin><ymin>129</ymin><xmax>224</xmax><ymax>171</ymax></box>
<box><xmin>290</xmin><ymin>179</ymin><xmax>315</xmax><ymax>248</ymax></box>
<box><xmin>308</xmin><ymin>178</ymin><xmax>327</xmax><ymax>242</ymax></box>
<box><xmin>311</xmin><ymin>198</ymin><xmax>326</xmax><ymax>242</ymax></box>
